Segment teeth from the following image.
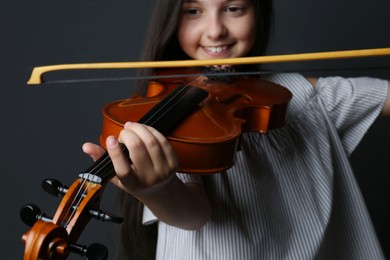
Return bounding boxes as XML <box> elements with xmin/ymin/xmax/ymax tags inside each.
<box><xmin>206</xmin><ymin>46</ymin><xmax>227</xmax><ymax>53</ymax></box>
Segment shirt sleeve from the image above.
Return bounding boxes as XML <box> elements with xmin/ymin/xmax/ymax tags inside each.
<box><xmin>176</xmin><ymin>172</ymin><xmax>202</xmax><ymax>184</ymax></box>
<box><xmin>142</xmin><ymin>205</ymin><xmax>157</xmax><ymax>225</ymax></box>
<box><xmin>315</xmin><ymin>76</ymin><xmax>388</xmax><ymax>154</ymax></box>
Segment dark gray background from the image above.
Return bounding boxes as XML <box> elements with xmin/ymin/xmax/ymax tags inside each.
<box><xmin>2</xmin><ymin>0</ymin><xmax>389</xmax><ymax>259</ymax></box>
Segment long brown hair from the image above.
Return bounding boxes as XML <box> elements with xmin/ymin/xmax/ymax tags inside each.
<box><xmin>117</xmin><ymin>0</ymin><xmax>273</xmax><ymax>259</ymax></box>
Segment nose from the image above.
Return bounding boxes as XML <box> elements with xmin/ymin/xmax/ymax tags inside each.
<box><xmin>206</xmin><ymin>14</ymin><xmax>227</xmax><ymax>40</ymax></box>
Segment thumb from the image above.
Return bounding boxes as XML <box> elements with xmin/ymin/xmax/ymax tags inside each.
<box><xmin>82</xmin><ymin>142</ymin><xmax>106</xmax><ymax>161</ymax></box>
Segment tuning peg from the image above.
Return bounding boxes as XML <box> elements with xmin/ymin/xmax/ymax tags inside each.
<box><xmin>42</xmin><ymin>178</ymin><xmax>68</xmax><ymax>197</ymax></box>
<box><xmin>88</xmin><ymin>209</ymin><xmax>123</xmax><ymax>224</ymax></box>
<box><xmin>69</xmin><ymin>242</ymin><xmax>108</xmax><ymax>260</ymax></box>
<box><xmin>20</xmin><ymin>204</ymin><xmax>52</xmax><ymax>227</ymax></box>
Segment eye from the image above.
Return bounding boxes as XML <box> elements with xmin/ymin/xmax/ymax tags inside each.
<box><xmin>225</xmin><ymin>3</ymin><xmax>250</xmax><ymax>16</ymax></box>
<box><xmin>185</xmin><ymin>8</ymin><xmax>197</xmax><ymax>15</ymax></box>
<box><xmin>227</xmin><ymin>7</ymin><xmax>243</xmax><ymax>13</ymax></box>
<box><xmin>183</xmin><ymin>7</ymin><xmax>201</xmax><ymax>17</ymax></box>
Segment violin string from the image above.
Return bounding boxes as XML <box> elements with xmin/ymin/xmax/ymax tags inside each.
<box><xmin>84</xmin><ymin>75</ymin><xmax>205</xmax><ymax>178</ymax></box>
<box><xmin>141</xmin><ymin>76</ymin><xmax>205</xmax><ymax>126</ymax></box>
<box><xmin>61</xmin><ymin>178</ymin><xmax>89</xmax><ymax>227</ymax></box>
<box><xmin>62</xmin><ymin>173</ymin><xmax>101</xmax><ymax>228</ymax></box>
<box><xmin>60</xmin><ymin>87</ymin><xmax>200</xmax><ymax>225</ymax></box>
<box><xmin>61</xmin><ymin>75</ymin><xmax>207</xmax><ymax>225</ymax></box>
<box><xmin>94</xmin><ymin>76</ymin><xmax>204</xmax><ymax>174</ymax></box>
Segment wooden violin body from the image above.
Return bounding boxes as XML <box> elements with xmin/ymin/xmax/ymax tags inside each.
<box><xmin>100</xmin><ymin>69</ymin><xmax>292</xmax><ymax>174</ymax></box>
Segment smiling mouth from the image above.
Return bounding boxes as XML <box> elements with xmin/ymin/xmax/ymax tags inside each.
<box><xmin>204</xmin><ymin>45</ymin><xmax>229</xmax><ymax>54</ymax></box>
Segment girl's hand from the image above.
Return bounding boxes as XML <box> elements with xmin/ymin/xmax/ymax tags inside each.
<box><xmin>104</xmin><ymin>122</ymin><xmax>178</xmax><ymax>197</ymax></box>
<box><xmin>83</xmin><ymin>122</ymin><xmax>210</xmax><ymax>230</ymax></box>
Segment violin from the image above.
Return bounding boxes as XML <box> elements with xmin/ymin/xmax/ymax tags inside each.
<box><xmin>20</xmin><ymin>67</ymin><xmax>292</xmax><ymax>259</ymax></box>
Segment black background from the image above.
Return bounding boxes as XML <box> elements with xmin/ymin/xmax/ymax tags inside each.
<box><xmin>2</xmin><ymin>0</ymin><xmax>389</xmax><ymax>259</ymax></box>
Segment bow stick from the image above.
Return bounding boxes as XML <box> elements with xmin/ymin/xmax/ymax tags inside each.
<box><xmin>27</xmin><ymin>47</ymin><xmax>390</xmax><ymax>85</ymax></box>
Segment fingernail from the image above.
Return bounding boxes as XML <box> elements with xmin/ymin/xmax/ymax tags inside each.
<box><xmin>124</xmin><ymin>121</ymin><xmax>132</xmax><ymax>128</ymax></box>
<box><xmin>106</xmin><ymin>136</ymin><xmax>117</xmax><ymax>147</ymax></box>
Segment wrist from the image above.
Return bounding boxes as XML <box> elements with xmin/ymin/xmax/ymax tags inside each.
<box><xmin>132</xmin><ymin>174</ymin><xmax>177</xmax><ymax>200</ymax></box>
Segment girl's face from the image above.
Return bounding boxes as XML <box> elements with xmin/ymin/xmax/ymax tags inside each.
<box><xmin>178</xmin><ymin>0</ymin><xmax>256</xmax><ymax>60</ymax></box>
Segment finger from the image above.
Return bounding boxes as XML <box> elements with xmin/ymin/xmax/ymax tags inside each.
<box><xmin>144</xmin><ymin>125</ymin><xmax>178</xmax><ymax>171</ymax></box>
<box><xmin>106</xmin><ymin>135</ymin><xmax>134</xmax><ymax>179</ymax></box>
<box><xmin>124</xmin><ymin>123</ymin><xmax>178</xmax><ymax>172</ymax></box>
<box><xmin>122</xmin><ymin>122</ymin><xmax>171</xmax><ymax>175</ymax></box>
<box><xmin>119</xmin><ymin>123</ymin><xmax>155</xmax><ymax>178</ymax></box>
<box><xmin>82</xmin><ymin>142</ymin><xmax>106</xmax><ymax>161</ymax></box>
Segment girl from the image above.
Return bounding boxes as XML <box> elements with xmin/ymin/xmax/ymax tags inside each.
<box><xmin>83</xmin><ymin>0</ymin><xmax>390</xmax><ymax>259</ymax></box>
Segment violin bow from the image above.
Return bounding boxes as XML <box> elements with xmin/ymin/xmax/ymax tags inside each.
<box><xmin>27</xmin><ymin>47</ymin><xmax>390</xmax><ymax>85</ymax></box>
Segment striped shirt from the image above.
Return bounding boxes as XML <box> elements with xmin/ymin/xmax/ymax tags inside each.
<box><xmin>143</xmin><ymin>73</ymin><xmax>387</xmax><ymax>259</ymax></box>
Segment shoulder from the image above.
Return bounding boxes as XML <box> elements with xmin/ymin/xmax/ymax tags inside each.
<box><xmin>314</xmin><ymin>76</ymin><xmax>388</xmax><ymax>109</ymax></box>
<box><xmin>264</xmin><ymin>73</ymin><xmax>389</xmax><ymax>120</ymax></box>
